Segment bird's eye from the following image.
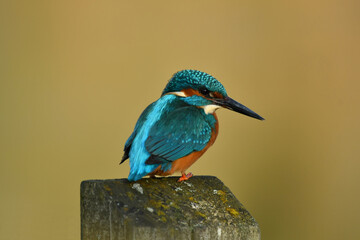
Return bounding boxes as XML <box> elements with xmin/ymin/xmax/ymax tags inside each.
<box><xmin>199</xmin><ymin>87</ymin><xmax>211</xmax><ymax>97</ymax></box>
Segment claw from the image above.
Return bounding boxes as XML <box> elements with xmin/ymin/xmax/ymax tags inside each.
<box><xmin>177</xmin><ymin>172</ymin><xmax>193</xmax><ymax>182</ymax></box>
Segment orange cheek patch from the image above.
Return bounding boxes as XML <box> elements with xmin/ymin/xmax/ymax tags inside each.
<box><xmin>213</xmin><ymin>92</ymin><xmax>224</xmax><ymax>99</ymax></box>
<box><xmin>182</xmin><ymin>88</ymin><xmax>202</xmax><ymax>97</ymax></box>
<box><xmin>181</xmin><ymin>89</ymin><xmax>224</xmax><ymax>100</ymax></box>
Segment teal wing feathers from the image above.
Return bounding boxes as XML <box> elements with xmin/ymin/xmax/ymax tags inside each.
<box><xmin>144</xmin><ymin>106</ymin><xmax>212</xmax><ymax>167</ymax></box>
<box><xmin>123</xmin><ymin>94</ymin><xmax>216</xmax><ymax>181</ymax></box>
<box><xmin>120</xmin><ymin>102</ymin><xmax>156</xmax><ymax>164</ymax></box>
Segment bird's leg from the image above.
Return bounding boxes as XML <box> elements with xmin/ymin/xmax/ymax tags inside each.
<box><xmin>177</xmin><ymin>172</ymin><xmax>193</xmax><ymax>182</ymax></box>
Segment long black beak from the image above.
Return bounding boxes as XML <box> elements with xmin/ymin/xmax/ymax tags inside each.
<box><xmin>213</xmin><ymin>96</ymin><xmax>264</xmax><ymax>120</ymax></box>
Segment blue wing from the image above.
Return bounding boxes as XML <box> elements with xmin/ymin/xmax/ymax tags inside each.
<box><xmin>120</xmin><ymin>102</ymin><xmax>156</xmax><ymax>164</ymax></box>
<box><xmin>144</xmin><ymin>106</ymin><xmax>212</xmax><ymax>169</ymax></box>
<box><xmin>125</xmin><ymin>94</ymin><xmax>215</xmax><ymax>181</ymax></box>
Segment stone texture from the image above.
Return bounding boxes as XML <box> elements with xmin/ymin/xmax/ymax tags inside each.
<box><xmin>81</xmin><ymin>176</ymin><xmax>260</xmax><ymax>240</ymax></box>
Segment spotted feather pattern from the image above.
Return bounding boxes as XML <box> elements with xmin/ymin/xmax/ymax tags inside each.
<box><xmin>162</xmin><ymin>70</ymin><xmax>228</xmax><ymax>97</ymax></box>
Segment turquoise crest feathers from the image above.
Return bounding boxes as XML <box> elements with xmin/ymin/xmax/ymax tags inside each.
<box><xmin>162</xmin><ymin>70</ymin><xmax>228</xmax><ymax>97</ymax></box>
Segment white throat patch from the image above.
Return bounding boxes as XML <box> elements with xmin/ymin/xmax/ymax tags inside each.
<box><xmin>201</xmin><ymin>105</ymin><xmax>221</xmax><ymax>114</ymax></box>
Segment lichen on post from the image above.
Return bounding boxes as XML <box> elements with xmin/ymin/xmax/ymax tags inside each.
<box><xmin>81</xmin><ymin>176</ymin><xmax>260</xmax><ymax>240</ymax></box>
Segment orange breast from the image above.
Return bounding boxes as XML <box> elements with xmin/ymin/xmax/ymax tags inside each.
<box><xmin>149</xmin><ymin>113</ymin><xmax>219</xmax><ymax>176</ymax></box>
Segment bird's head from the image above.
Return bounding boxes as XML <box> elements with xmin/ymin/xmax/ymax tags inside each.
<box><xmin>162</xmin><ymin>70</ymin><xmax>264</xmax><ymax>120</ymax></box>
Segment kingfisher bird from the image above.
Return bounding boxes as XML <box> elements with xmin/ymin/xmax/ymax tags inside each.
<box><xmin>120</xmin><ymin>70</ymin><xmax>264</xmax><ymax>182</ymax></box>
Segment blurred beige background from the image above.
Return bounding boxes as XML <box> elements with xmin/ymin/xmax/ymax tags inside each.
<box><xmin>1</xmin><ymin>0</ymin><xmax>359</xmax><ymax>239</ymax></box>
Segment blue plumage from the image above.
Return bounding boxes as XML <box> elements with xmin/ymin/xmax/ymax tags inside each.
<box><xmin>162</xmin><ymin>70</ymin><xmax>227</xmax><ymax>97</ymax></box>
<box><xmin>145</xmin><ymin>106</ymin><xmax>214</xmax><ymax>162</ymax></box>
<box><xmin>124</xmin><ymin>94</ymin><xmax>216</xmax><ymax>181</ymax></box>
<box><xmin>121</xmin><ymin>70</ymin><xmax>264</xmax><ymax>182</ymax></box>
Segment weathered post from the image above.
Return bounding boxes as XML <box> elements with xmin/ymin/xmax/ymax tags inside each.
<box><xmin>81</xmin><ymin>176</ymin><xmax>260</xmax><ymax>240</ymax></box>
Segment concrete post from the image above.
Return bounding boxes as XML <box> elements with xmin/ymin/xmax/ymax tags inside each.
<box><xmin>81</xmin><ymin>176</ymin><xmax>260</xmax><ymax>240</ymax></box>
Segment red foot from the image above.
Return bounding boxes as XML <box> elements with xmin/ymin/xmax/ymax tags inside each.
<box><xmin>177</xmin><ymin>172</ymin><xmax>193</xmax><ymax>182</ymax></box>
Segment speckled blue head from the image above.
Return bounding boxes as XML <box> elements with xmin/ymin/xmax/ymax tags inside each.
<box><xmin>162</xmin><ymin>70</ymin><xmax>228</xmax><ymax>97</ymax></box>
<box><xmin>161</xmin><ymin>69</ymin><xmax>264</xmax><ymax>120</ymax></box>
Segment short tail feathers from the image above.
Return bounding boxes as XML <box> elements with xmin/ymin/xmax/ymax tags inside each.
<box><xmin>119</xmin><ymin>153</ymin><xmax>129</xmax><ymax>164</ymax></box>
<box><xmin>120</xmin><ymin>143</ymin><xmax>131</xmax><ymax>164</ymax></box>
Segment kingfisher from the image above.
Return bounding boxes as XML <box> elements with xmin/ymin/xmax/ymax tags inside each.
<box><xmin>120</xmin><ymin>70</ymin><xmax>264</xmax><ymax>182</ymax></box>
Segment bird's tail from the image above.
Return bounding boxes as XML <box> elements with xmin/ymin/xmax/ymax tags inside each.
<box><xmin>119</xmin><ymin>154</ymin><xmax>128</xmax><ymax>165</ymax></box>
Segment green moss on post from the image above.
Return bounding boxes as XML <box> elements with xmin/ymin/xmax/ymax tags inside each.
<box><xmin>81</xmin><ymin>176</ymin><xmax>260</xmax><ymax>240</ymax></box>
